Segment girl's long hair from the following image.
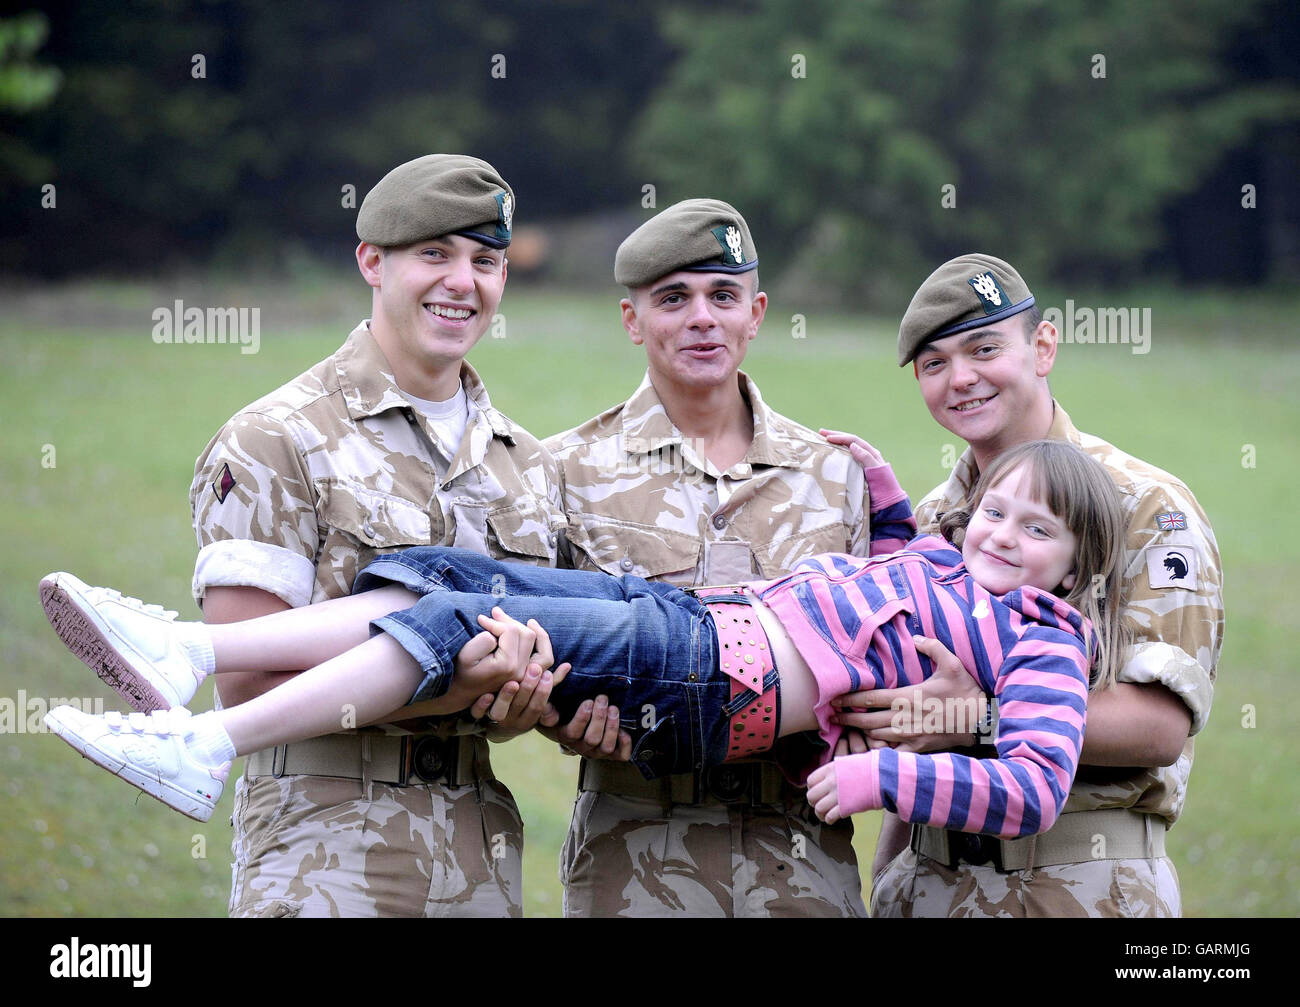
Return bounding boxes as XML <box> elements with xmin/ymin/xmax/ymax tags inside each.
<box><xmin>938</xmin><ymin>440</ymin><xmax>1130</xmax><ymax>690</ymax></box>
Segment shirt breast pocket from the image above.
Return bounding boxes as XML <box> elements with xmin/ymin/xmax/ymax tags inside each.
<box><xmin>751</xmin><ymin>521</ymin><xmax>852</xmax><ymax>579</ymax></box>
<box><xmin>565</xmin><ymin>516</ymin><xmax>701</xmax><ymax>584</ymax></box>
<box><xmin>483</xmin><ymin>503</ymin><xmax>564</xmax><ymax>567</ymax></box>
<box><xmin>317</xmin><ymin>479</ymin><xmax>433</xmax><ymax>578</ymax></box>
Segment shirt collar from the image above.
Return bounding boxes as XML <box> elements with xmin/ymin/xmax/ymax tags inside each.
<box><xmin>335</xmin><ymin>322</ymin><xmax>409</xmax><ymax>420</ymax></box>
<box><xmin>618</xmin><ymin>370</ymin><xmax>801</xmax><ymax>470</ymax></box>
<box><xmin>335</xmin><ymin>321</ymin><xmax>514</xmax><ymax>444</ymax></box>
<box><xmin>458</xmin><ymin>357</ymin><xmax>515</xmax><ymax>443</ymax></box>
<box><xmin>618</xmin><ymin>371</ymin><xmax>679</xmax><ymax>452</ymax></box>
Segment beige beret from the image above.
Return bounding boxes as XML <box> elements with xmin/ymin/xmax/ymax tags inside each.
<box><xmin>897</xmin><ymin>253</ymin><xmax>1035</xmax><ymax>365</ymax></box>
<box><xmin>356</xmin><ymin>154</ymin><xmax>513</xmax><ymax>248</ymax></box>
<box><xmin>614</xmin><ymin>198</ymin><xmax>758</xmax><ymax>288</ymax></box>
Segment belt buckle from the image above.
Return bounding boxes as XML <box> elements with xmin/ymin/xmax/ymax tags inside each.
<box><xmin>951</xmin><ymin>831</ymin><xmax>1004</xmax><ymax>870</ymax></box>
<box><xmin>687</xmin><ymin>583</ymin><xmax>751</xmax><ymax>599</ymax></box>
<box><xmin>706</xmin><ymin>764</ymin><xmax>753</xmax><ymax>804</ymax></box>
<box><xmin>411</xmin><ymin>735</ymin><xmax>455</xmax><ymax>785</ymax></box>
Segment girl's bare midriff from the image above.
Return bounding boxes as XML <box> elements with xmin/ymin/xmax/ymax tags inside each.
<box><xmin>749</xmin><ymin>597</ymin><xmax>821</xmax><ymax>737</ymax></box>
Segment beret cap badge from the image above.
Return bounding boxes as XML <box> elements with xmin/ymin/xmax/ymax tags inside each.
<box><xmin>614</xmin><ymin>198</ymin><xmax>759</xmax><ymax>287</ymax></box>
<box><xmin>896</xmin><ymin>252</ymin><xmax>1036</xmax><ymax>366</ymax></box>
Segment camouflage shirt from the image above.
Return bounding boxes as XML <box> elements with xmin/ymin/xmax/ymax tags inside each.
<box><xmin>546</xmin><ymin>371</ymin><xmax>870</xmax><ymax>584</ymax></box>
<box><xmin>190</xmin><ymin>321</ymin><xmax>566</xmax><ymax>729</ymax></box>
<box><xmin>914</xmin><ymin>402</ymin><xmax>1224</xmax><ymax>826</ymax></box>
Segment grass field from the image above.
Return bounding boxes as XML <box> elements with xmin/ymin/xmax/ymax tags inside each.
<box><xmin>1</xmin><ymin>278</ymin><xmax>1297</xmax><ymax>917</ymax></box>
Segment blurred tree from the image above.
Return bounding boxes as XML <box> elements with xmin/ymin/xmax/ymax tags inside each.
<box><xmin>633</xmin><ymin>0</ymin><xmax>1300</xmax><ymax>305</ymax></box>
<box><xmin>1</xmin><ymin>0</ymin><xmax>671</xmax><ymax>276</ymax></box>
<box><xmin>3</xmin><ymin>0</ymin><xmax>1295</xmax><ymax>290</ymax></box>
<box><xmin>0</xmin><ymin>11</ymin><xmax>60</xmax><ymax>112</ymax></box>
<box><xmin>1161</xmin><ymin>0</ymin><xmax>1300</xmax><ymax>283</ymax></box>
<box><xmin>0</xmin><ymin>11</ymin><xmax>62</xmax><ymax>183</ymax></box>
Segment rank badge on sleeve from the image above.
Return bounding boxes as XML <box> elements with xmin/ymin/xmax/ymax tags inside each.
<box><xmin>213</xmin><ymin>462</ymin><xmax>237</xmax><ymax>504</ymax></box>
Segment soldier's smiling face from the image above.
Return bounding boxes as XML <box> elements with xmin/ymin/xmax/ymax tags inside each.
<box><xmin>621</xmin><ymin>271</ymin><xmax>766</xmax><ymax>393</ymax></box>
<box><xmin>361</xmin><ymin>233</ymin><xmax>507</xmax><ymax>376</ymax></box>
<box><xmin>914</xmin><ymin>317</ymin><xmax>1056</xmax><ymax>456</ymax></box>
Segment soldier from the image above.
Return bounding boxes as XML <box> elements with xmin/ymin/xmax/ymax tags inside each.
<box><xmin>838</xmin><ymin>253</ymin><xmax>1223</xmax><ymax>917</ymax></box>
<box><xmin>191</xmin><ymin>154</ymin><xmax>567</xmax><ymax>917</ymax></box>
<box><xmin>545</xmin><ymin>199</ymin><xmax>873</xmax><ymax>917</ymax></box>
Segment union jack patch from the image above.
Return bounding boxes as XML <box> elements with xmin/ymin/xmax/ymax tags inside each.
<box><xmin>1156</xmin><ymin>511</ymin><xmax>1187</xmax><ymax>531</ymax></box>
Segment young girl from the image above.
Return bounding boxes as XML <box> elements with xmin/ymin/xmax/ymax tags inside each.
<box><xmin>41</xmin><ymin>439</ymin><xmax>1127</xmax><ymax>836</ymax></box>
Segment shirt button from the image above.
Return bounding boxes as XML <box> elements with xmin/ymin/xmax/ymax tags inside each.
<box><xmin>712</xmin><ymin>514</ymin><xmax>726</xmax><ymax>530</ymax></box>
<box><xmin>620</xmin><ymin>557</ymin><xmax>634</xmax><ymax>572</ymax></box>
<box><xmin>363</xmin><ymin>520</ymin><xmax>376</xmax><ymax>537</ymax></box>
<box><xmin>549</xmin><ymin>532</ymin><xmax>558</xmax><ymax>546</ymax></box>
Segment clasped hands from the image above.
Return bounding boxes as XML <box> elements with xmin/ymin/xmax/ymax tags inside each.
<box><xmin>452</xmin><ymin>607</ymin><xmax>632</xmax><ymax>759</ymax></box>
<box><xmin>454</xmin><ymin>606</ymin><xmax>990</xmax><ymax>817</ymax></box>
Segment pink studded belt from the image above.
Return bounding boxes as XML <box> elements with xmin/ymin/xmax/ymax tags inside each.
<box><xmin>690</xmin><ymin>584</ymin><xmax>779</xmax><ymax>762</ymax></box>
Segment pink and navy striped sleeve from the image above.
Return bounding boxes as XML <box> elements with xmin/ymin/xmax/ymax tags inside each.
<box><xmin>830</xmin><ymin>599</ymin><xmax>1090</xmax><ymax>838</ymax></box>
<box><xmin>864</xmin><ymin>464</ymin><xmax>917</xmax><ymax>557</ymax></box>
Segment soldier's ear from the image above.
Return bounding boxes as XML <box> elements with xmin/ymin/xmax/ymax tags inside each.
<box><xmin>748</xmin><ymin>290</ymin><xmax>767</xmax><ymax>339</ymax></box>
<box><xmin>356</xmin><ymin>242</ymin><xmax>384</xmax><ymax>289</ymax></box>
<box><xmin>1032</xmin><ymin>319</ymin><xmax>1058</xmax><ymax>377</ymax></box>
<box><xmin>621</xmin><ymin>297</ymin><xmax>644</xmax><ymax>345</ymax></box>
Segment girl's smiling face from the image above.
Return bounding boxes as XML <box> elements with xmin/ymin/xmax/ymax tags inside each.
<box><xmin>962</xmin><ymin>462</ymin><xmax>1079</xmax><ymax>596</ymax></box>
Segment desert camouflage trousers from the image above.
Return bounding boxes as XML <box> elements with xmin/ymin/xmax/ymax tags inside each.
<box><xmin>559</xmin><ymin>790</ymin><xmax>866</xmax><ymax>917</ymax></box>
<box><xmin>870</xmin><ymin>847</ymin><xmax>1181</xmax><ymax>918</ymax></box>
<box><xmin>228</xmin><ymin>769</ymin><xmax>524</xmax><ymax>917</ymax></box>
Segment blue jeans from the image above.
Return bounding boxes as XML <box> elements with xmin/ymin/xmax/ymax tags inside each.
<box><xmin>353</xmin><ymin>547</ymin><xmax>734</xmax><ymax>779</ymax></box>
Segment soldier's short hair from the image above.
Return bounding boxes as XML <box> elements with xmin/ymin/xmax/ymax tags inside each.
<box><xmin>1021</xmin><ymin>303</ymin><xmax>1044</xmax><ymax>338</ymax></box>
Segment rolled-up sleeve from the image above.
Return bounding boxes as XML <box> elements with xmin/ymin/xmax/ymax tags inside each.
<box><xmin>190</xmin><ymin>411</ymin><xmax>320</xmax><ymax>608</ymax></box>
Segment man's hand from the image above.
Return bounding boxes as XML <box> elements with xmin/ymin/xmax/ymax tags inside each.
<box><xmin>449</xmin><ymin>608</ymin><xmax>571</xmax><ymax>725</ymax></box>
<box><xmin>831</xmin><ymin>635</ymin><xmax>986</xmax><ymax>752</ymax></box>
<box><xmin>471</xmin><ymin>664</ymin><xmax>559</xmax><ymax>740</ymax></box>
<box><xmin>820</xmin><ymin>428</ymin><xmax>887</xmax><ymax>470</ymax></box>
<box><xmin>540</xmin><ymin>696</ymin><xmax>633</xmax><ymax>761</ymax></box>
<box><xmin>467</xmin><ymin>609</ymin><xmax>572</xmax><ymax>741</ymax></box>
<box><xmin>464</xmin><ymin>608</ymin><xmax>631</xmax><ymax>756</ymax></box>
<box><xmin>832</xmin><ymin>727</ymin><xmax>870</xmax><ymax>758</ymax></box>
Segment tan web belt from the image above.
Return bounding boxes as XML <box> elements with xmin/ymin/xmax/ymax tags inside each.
<box><xmin>245</xmin><ymin>733</ymin><xmax>492</xmax><ymax>788</ymax></box>
<box><xmin>912</xmin><ymin>808</ymin><xmax>1167</xmax><ymax>872</ymax></box>
<box><xmin>580</xmin><ymin>759</ymin><xmax>789</xmax><ymax>806</ymax></box>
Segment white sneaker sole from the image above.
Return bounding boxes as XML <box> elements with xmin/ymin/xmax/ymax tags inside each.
<box><xmin>44</xmin><ymin>709</ymin><xmax>218</xmax><ymax>823</ymax></box>
<box><xmin>40</xmin><ymin>573</ymin><xmax>179</xmax><ymax>713</ymax></box>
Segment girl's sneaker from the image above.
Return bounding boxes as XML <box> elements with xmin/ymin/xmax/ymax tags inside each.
<box><xmin>43</xmin><ymin>706</ymin><xmax>228</xmax><ymax>822</ymax></box>
<box><xmin>39</xmin><ymin>572</ymin><xmax>205</xmax><ymax>712</ymax></box>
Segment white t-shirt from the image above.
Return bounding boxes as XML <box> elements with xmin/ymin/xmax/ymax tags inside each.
<box><xmin>402</xmin><ymin>383</ymin><xmax>469</xmax><ymax>480</ymax></box>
